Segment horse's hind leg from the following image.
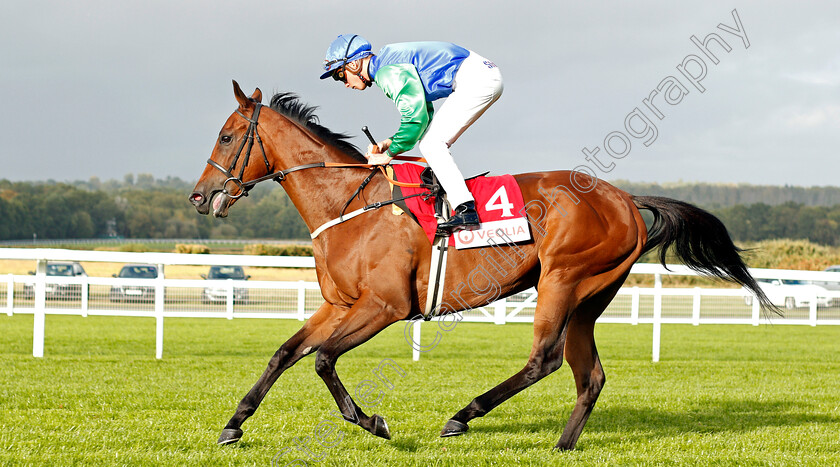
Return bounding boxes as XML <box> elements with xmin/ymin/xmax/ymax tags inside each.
<box><xmin>555</xmin><ymin>313</ymin><xmax>604</xmax><ymax>450</ymax></box>
<box><xmin>218</xmin><ymin>302</ymin><xmax>346</xmax><ymax>445</ymax></box>
<box><xmin>554</xmin><ymin>276</ymin><xmax>626</xmax><ymax>450</ymax></box>
<box><xmin>441</xmin><ymin>283</ymin><xmax>574</xmax><ymax>437</ymax></box>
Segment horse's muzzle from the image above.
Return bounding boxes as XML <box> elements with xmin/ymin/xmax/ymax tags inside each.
<box><xmin>189</xmin><ymin>191</ymin><xmax>210</xmax><ymax>215</ymax></box>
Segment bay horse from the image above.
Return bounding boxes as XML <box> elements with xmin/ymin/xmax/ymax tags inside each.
<box><xmin>189</xmin><ymin>81</ymin><xmax>774</xmax><ymax>450</ymax></box>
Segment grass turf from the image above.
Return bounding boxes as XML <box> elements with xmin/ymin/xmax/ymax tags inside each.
<box><xmin>1</xmin><ymin>315</ymin><xmax>839</xmax><ymax>466</ymax></box>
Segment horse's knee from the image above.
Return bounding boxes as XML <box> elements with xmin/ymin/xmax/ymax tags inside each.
<box><xmin>524</xmin><ymin>356</ymin><xmax>562</xmax><ymax>383</ymax></box>
<box><xmin>267</xmin><ymin>347</ymin><xmax>290</xmax><ymax>371</ymax></box>
<box><xmin>576</xmin><ymin>365</ymin><xmax>605</xmax><ymax>401</ymax></box>
<box><xmin>314</xmin><ymin>349</ymin><xmax>334</xmax><ymax>377</ymax></box>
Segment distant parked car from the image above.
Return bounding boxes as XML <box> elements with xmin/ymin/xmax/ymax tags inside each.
<box><xmin>744</xmin><ymin>278</ymin><xmax>832</xmax><ymax>309</ymax></box>
<box><xmin>201</xmin><ymin>265</ymin><xmax>250</xmax><ymax>304</ymax></box>
<box><xmin>812</xmin><ymin>266</ymin><xmax>840</xmax><ymax>292</ymax></box>
<box><xmin>23</xmin><ymin>262</ymin><xmax>87</xmax><ymax>300</ymax></box>
<box><xmin>109</xmin><ymin>264</ymin><xmax>159</xmax><ymax>302</ymax></box>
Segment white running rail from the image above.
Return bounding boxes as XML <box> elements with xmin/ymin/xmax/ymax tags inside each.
<box><xmin>2</xmin><ymin>248</ymin><xmax>839</xmax><ymax>361</ymax></box>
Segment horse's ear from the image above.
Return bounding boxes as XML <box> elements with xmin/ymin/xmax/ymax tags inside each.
<box><xmin>251</xmin><ymin>88</ymin><xmax>262</xmax><ymax>103</ymax></box>
<box><xmin>232</xmin><ymin>80</ymin><xmax>252</xmax><ymax>109</ymax></box>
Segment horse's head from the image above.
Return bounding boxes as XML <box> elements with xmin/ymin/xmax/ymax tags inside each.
<box><xmin>189</xmin><ymin>80</ymin><xmax>267</xmax><ymax>217</ymax></box>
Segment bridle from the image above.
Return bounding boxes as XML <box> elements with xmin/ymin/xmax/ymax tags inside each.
<box><xmin>205</xmin><ymin>102</ymin><xmax>329</xmax><ymax>199</ymax></box>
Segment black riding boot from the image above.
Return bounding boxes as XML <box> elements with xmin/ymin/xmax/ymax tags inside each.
<box><xmin>437</xmin><ymin>201</ymin><xmax>480</xmax><ymax>235</ymax></box>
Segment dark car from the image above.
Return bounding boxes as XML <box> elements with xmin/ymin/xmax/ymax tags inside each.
<box><xmin>23</xmin><ymin>262</ymin><xmax>87</xmax><ymax>300</ymax></box>
<box><xmin>109</xmin><ymin>264</ymin><xmax>159</xmax><ymax>302</ymax></box>
<box><xmin>201</xmin><ymin>265</ymin><xmax>250</xmax><ymax>304</ymax></box>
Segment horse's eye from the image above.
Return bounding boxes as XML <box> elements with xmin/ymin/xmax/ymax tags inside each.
<box><xmin>220</xmin><ymin>135</ymin><xmax>233</xmax><ymax>144</ymax></box>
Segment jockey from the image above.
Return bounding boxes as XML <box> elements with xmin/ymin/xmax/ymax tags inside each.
<box><xmin>320</xmin><ymin>34</ymin><xmax>504</xmax><ymax>234</ymax></box>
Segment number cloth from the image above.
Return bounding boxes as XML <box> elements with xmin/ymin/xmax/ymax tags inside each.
<box><xmin>390</xmin><ymin>163</ymin><xmax>527</xmax><ymax>244</ymax></box>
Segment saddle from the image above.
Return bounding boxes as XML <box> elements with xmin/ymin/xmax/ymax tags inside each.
<box><xmin>390</xmin><ymin>166</ymin><xmax>455</xmax><ymax>232</ymax></box>
<box><xmin>389</xmin><ymin>165</ymin><xmax>491</xmax><ymax>239</ymax></box>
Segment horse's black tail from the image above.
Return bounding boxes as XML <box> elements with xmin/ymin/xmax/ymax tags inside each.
<box><xmin>633</xmin><ymin>195</ymin><xmax>780</xmax><ymax>315</ymax></box>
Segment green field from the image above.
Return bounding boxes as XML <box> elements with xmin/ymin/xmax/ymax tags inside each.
<box><xmin>1</xmin><ymin>315</ymin><xmax>839</xmax><ymax>466</ymax></box>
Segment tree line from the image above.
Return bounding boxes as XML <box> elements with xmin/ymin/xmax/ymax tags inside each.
<box><xmin>0</xmin><ymin>176</ymin><xmax>309</xmax><ymax>241</ymax></box>
<box><xmin>611</xmin><ymin>180</ymin><xmax>840</xmax><ymax>208</ymax></box>
<box><xmin>1</xmin><ymin>176</ymin><xmax>839</xmax><ymax>245</ymax></box>
<box><xmin>714</xmin><ymin>203</ymin><xmax>840</xmax><ymax>246</ymax></box>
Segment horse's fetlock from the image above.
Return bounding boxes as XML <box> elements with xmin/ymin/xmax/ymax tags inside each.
<box><xmin>468</xmin><ymin>401</ymin><xmax>487</xmax><ymax>418</ymax></box>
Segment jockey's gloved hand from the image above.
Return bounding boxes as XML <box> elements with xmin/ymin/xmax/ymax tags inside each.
<box><xmin>366</xmin><ymin>138</ymin><xmax>393</xmax><ymax>165</ymax></box>
<box><xmin>366</xmin><ymin>153</ymin><xmax>393</xmax><ymax>165</ymax></box>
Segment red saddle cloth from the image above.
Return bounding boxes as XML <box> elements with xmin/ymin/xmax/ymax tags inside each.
<box><xmin>391</xmin><ymin>163</ymin><xmax>531</xmax><ymax>248</ymax></box>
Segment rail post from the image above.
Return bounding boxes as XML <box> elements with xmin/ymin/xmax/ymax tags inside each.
<box><xmin>154</xmin><ymin>263</ymin><xmax>164</xmax><ymax>359</ymax></box>
<box><xmin>297</xmin><ymin>281</ymin><xmax>306</xmax><ymax>321</ymax></box>
<box><xmin>6</xmin><ymin>274</ymin><xmax>13</xmax><ymax>316</ymax></box>
<box><xmin>226</xmin><ymin>279</ymin><xmax>234</xmax><ymax>320</ymax></box>
<box><xmin>652</xmin><ymin>273</ymin><xmax>662</xmax><ymax>363</ymax></box>
<box><xmin>33</xmin><ymin>259</ymin><xmax>47</xmax><ymax>358</ymax></box>
<box><xmin>81</xmin><ymin>277</ymin><xmax>89</xmax><ymax>318</ymax></box>
<box><xmin>692</xmin><ymin>287</ymin><xmax>701</xmax><ymax>326</ymax></box>
<box><xmin>412</xmin><ymin>320</ymin><xmax>421</xmax><ymax>362</ymax></box>
<box><xmin>493</xmin><ymin>297</ymin><xmax>507</xmax><ymax>325</ymax></box>
<box><xmin>631</xmin><ymin>286</ymin><xmax>639</xmax><ymax>325</ymax></box>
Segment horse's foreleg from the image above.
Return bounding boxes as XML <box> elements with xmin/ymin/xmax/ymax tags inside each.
<box><xmin>218</xmin><ymin>302</ymin><xmax>346</xmax><ymax>445</ymax></box>
<box><xmin>314</xmin><ymin>292</ymin><xmax>404</xmax><ymax>440</ymax></box>
<box><xmin>555</xmin><ymin>315</ymin><xmax>604</xmax><ymax>451</ymax></box>
<box><xmin>441</xmin><ymin>284</ymin><xmax>574</xmax><ymax>437</ymax></box>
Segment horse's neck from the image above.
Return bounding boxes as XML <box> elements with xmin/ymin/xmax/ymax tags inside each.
<box><xmin>264</xmin><ymin>117</ymin><xmax>378</xmax><ymax>233</ymax></box>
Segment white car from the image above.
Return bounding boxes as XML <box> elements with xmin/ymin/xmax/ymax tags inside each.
<box><xmin>744</xmin><ymin>278</ymin><xmax>832</xmax><ymax>309</ymax></box>
<box><xmin>201</xmin><ymin>265</ymin><xmax>250</xmax><ymax>304</ymax></box>
<box><xmin>812</xmin><ymin>266</ymin><xmax>840</xmax><ymax>292</ymax></box>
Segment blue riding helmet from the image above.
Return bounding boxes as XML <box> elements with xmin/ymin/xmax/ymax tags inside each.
<box><xmin>320</xmin><ymin>34</ymin><xmax>372</xmax><ymax>79</ymax></box>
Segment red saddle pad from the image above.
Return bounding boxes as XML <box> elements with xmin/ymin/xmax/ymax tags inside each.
<box><xmin>391</xmin><ymin>163</ymin><xmax>530</xmax><ymax>247</ymax></box>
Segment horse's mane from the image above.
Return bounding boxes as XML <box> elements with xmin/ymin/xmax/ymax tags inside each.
<box><xmin>268</xmin><ymin>92</ymin><xmax>366</xmax><ymax>163</ymax></box>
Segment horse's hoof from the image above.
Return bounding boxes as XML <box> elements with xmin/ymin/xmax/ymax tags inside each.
<box><xmin>217</xmin><ymin>428</ymin><xmax>243</xmax><ymax>445</ymax></box>
<box><xmin>440</xmin><ymin>419</ymin><xmax>468</xmax><ymax>437</ymax></box>
<box><xmin>371</xmin><ymin>414</ymin><xmax>391</xmax><ymax>440</ymax></box>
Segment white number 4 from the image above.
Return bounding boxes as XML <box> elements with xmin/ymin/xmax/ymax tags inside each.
<box><xmin>484</xmin><ymin>186</ymin><xmax>515</xmax><ymax>217</ymax></box>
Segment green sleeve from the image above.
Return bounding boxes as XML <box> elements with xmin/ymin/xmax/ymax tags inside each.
<box><xmin>373</xmin><ymin>64</ymin><xmax>431</xmax><ymax>156</ymax></box>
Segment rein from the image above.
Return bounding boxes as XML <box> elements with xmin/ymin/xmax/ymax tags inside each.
<box><xmin>205</xmin><ymin>103</ymin><xmax>437</xmax><ymax>237</ymax></box>
<box><xmin>205</xmin><ymin>103</ymin><xmax>429</xmax><ymax>199</ymax></box>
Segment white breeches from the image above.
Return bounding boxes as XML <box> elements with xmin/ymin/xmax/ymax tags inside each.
<box><xmin>418</xmin><ymin>51</ymin><xmax>504</xmax><ymax>207</ymax></box>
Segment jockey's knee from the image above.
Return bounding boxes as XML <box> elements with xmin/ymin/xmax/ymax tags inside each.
<box><xmin>418</xmin><ymin>138</ymin><xmax>448</xmax><ymax>158</ymax></box>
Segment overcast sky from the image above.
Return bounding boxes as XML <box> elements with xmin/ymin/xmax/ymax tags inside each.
<box><xmin>1</xmin><ymin>1</ymin><xmax>838</xmax><ymax>187</ymax></box>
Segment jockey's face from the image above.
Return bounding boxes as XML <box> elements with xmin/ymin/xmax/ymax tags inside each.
<box><xmin>344</xmin><ymin>70</ymin><xmax>367</xmax><ymax>90</ymax></box>
<box><xmin>336</xmin><ymin>58</ymin><xmax>369</xmax><ymax>90</ymax></box>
